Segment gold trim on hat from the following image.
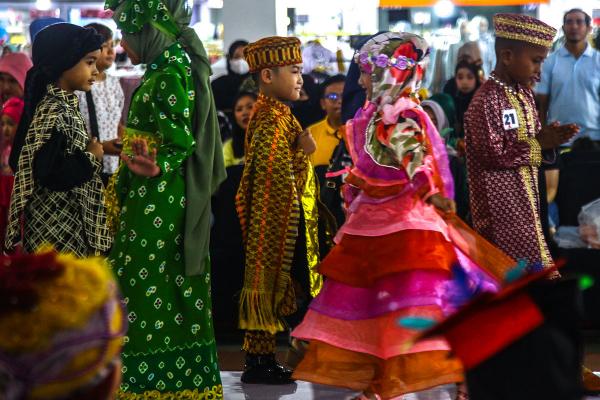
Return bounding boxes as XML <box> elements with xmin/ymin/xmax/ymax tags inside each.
<box><xmin>496</xmin><ymin>31</ymin><xmax>554</xmax><ymax>48</ymax></box>
<box><xmin>244</xmin><ymin>36</ymin><xmax>303</xmax><ymax>73</ymax></box>
<box><xmin>494</xmin><ymin>16</ymin><xmax>556</xmax><ymax>36</ymax></box>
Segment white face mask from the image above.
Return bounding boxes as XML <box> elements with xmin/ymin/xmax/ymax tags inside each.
<box><xmin>230</xmin><ymin>58</ymin><xmax>250</xmax><ymax>75</ymax></box>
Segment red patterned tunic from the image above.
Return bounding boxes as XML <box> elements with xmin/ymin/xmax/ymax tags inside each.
<box><xmin>464</xmin><ymin>76</ymin><xmax>552</xmax><ymax>269</ymax></box>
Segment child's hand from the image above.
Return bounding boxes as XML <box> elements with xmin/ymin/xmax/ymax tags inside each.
<box><xmin>102</xmin><ymin>138</ymin><xmax>123</xmax><ymax>156</ymax></box>
<box><xmin>86</xmin><ymin>138</ymin><xmax>104</xmax><ymax>160</ymax></box>
<box><xmin>427</xmin><ymin>193</ymin><xmax>456</xmax><ymax>215</ymax></box>
<box><xmin>121</xmin><ymin>138</ymin><xmax>160</xmax><ymax>178</ymax></box>
<box><xmin>537</xmin><ymin>122</ymin><xmax>579</xmax><ymax>149</ymax></box>
<box><xmin>297</xmin><ymin>130</ymin><xmax>317</xmax><ymax>155</ymax></box>
<box><xmin>455</xmin><ymin>139</ymin><xmax>466</xmax><ymax>157</ymax></box>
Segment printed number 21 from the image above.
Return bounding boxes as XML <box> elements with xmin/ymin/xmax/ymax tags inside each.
<box><xmin>504</xmin><ymin>113</ymin><xmax>516</xmax><ymax>127</ymax></box>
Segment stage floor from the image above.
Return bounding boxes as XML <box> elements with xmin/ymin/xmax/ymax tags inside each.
<box><xmin>220</xmin><ymin>372</ymin><xmax>600</xmax><ymax>400</ymax></box>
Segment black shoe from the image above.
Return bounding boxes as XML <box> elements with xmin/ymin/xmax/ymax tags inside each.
<box><xmin>241</xmin><ymin>353</ymin><xmax>295</xmax><ymax>384</ymax></box>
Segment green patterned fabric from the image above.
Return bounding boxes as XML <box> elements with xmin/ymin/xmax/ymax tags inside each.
<box><xmin>106</xmin><ymin>0</ymin><xmax>180</xmax><ymax>37</ymax></box>
<box><xmin>110</xmin><ymin>42</ymin><xmax>223</xmax><ymax>399</ymax></box>
<box><xmin>108</xmin><ymin>0</ymin><xmax>226</xmax><ymax>277</ymax></box>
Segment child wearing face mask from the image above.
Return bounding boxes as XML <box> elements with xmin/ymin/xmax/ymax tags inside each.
<box><xmin>211</xmin><ymin>40</ymin><xmax>250</xmax><ymax>114</ymax></box>
<box><xmin>6</xmin><ymin>23</ymin><xmax>111</xmax><ymax>257</ymax></box>
<box><xmin>223</xmin><ymin>91</ymin><xmax>257</xmax><ymax>167</ymax></box>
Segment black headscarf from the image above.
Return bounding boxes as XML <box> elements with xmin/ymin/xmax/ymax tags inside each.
<box><xmin>10</xmin><ymin>23</ymin><xmax>103</xmax><ymax>172</ymax></box>
<box><xmin>448</xmin><ymin>60</ymin><xmax>483</xmax><ymax>139</ymax></box>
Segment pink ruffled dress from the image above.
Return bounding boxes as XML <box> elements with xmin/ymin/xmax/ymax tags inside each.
<box><xmin>292</xmin><ymin>100</ymin><xmax>512</xmax><ymax>399</ymax></box>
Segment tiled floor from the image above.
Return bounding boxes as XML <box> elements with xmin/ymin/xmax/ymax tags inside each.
<box><xmin>220</xmin><ymin>372</ymin><xmax>456</xmax><ymax>400</ymax></box>
<box><xmin>216</xmin><ymin>332</ymin><xmax>600</xmax><ymax>399</ymax></box>
<box><xmin>217</xmin><ymin>344</ymin><xmax>600</xmax><ymax>399</ymax></box>
<box><xmin>220</xmin><ymin>372</ymin><xmax>600</xmax><ymax>400</ymax></box>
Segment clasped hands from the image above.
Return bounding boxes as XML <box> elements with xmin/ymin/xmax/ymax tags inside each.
<box><xmin>537</xmin><ymin>122</ymin><xmax>579</xmax><ymax>150</ymax></box>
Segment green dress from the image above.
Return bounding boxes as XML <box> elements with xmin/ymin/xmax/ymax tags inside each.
<box><xmin>110</xmin><ymin>43</ymin><xmax>223</xmax><ymax>399</ymax></box>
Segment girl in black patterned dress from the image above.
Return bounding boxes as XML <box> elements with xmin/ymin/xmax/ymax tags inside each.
<box><xmin>6</xmin><ymin>23</ymin><xmax>111</xmax><ymax>256</ymax></box>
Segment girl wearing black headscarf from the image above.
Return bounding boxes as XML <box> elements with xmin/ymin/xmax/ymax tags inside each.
<box><xmin>211</xmin><ymin>39</ymin><xmax>250</xmax><ymax>113</ymax></box>
<box><xmin>5</xmin><ymin>23</ymin><xmax>111</xmax><ymax>256</ymax></box>
<box><xmin>444</xmin><ymin>60</ymin><xmax>483</xmax><ymax>141</ymax></box>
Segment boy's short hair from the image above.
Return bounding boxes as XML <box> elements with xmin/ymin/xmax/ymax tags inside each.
<box><xmin>494</xmin><ymin>37</ymin><xmax>528</xmax><ymax>57</ymax></box>
<box><xmin>563</xmin><ymin>9</ymin><xmax>591</xmax><ymax>27</ymax></box>
<box><xmin>319</xmin><ymin>74</ymin><xmax>346</xmax><ymax>98</ymax></box>
<box><xmin>84</xmin><ymin>22</ymin><xmax>113</xmax><ymax>43</ymax></box>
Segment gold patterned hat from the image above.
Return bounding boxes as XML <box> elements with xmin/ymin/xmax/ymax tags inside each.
<box><xmin>244</xmin><ymin>36</ymin><xmax>302</xmax><ymax>73</ymax></box>
<box><xmin>494</xmin><ymin>13</ymin><xmax>557</xmax><ymax>49</ymax></box>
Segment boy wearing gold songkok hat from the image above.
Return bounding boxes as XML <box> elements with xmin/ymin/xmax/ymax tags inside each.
<box><xmin>463</xmin><ymin>16</ymin><xmax>600</xmax><ymax>393</ymax></box>
<box><xmin>464</xmin><ymin>14</ymin><xmax>578</xmax><ymax>275</ymax></box>
<box><xmin>236</xmin><ymin>36</ymin><xmax>322</xmax><ymax>384</ymax></box>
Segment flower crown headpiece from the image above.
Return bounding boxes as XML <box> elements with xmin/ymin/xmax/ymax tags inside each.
<box><xmin>355</xmin><ymin>51</ymin><xmax>417</xmax><ymax>74</ymax></box>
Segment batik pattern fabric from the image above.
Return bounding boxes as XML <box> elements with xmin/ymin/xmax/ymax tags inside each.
<box><xmin>464</xmin><ymin>76</ymin><xmax>551</xmax><ymax>270</ymax></box>
<box><xmin>292</xmin><ymin>33</ymin><xmax>513</xmax><ymax>399</ymax></box>
<box><xmin>108</xmin><ymin>43</ymin><xmax>222</xmax><ymax>399</ymax></box>
<box><xmin>5</xmin><ymin>84</ymin><xmax>111</xmax><ymax>257</ymax></box>
<box><xmin>236</xmin><ymin>93</ymin><xmax>320</xmax><ymax>335</ymax></box>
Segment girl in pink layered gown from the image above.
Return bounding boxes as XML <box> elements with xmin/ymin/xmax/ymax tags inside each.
<box><xmin>292</xmin><ymin>32</ymin><xmax>514</xmax><ymax>400</ymax></box>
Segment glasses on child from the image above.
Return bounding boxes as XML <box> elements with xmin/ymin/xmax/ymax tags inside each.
<box><xmin>324</xmin><ymin>93</ymin><xmax>342</xmax><ymax>102</ymax></box>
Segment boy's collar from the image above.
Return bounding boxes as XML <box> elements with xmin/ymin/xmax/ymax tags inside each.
<box><xmin>257</xmin><ymin>92</ymin><xmax>290</xmax><ymax>115</ymax></box>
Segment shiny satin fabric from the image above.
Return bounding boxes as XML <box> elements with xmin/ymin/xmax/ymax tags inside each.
<box><xmin>292</xmin><ymin>340</ymin><xmax>463</xmax><ymax>398</ymax></box>
<box><xmin>320</xmin><ymin>230</ymin><xmax>457</xmax><ymax>288</ymax></box>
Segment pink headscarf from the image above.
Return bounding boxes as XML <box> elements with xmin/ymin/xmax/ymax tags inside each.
<box><xmin>0</xmin><ymin>53</ymin><xmax>33</xmax><ymax>91</ymax></box>
<box><xmin>1</xmin><ymin>97</ymin><xmax>24</xmax><ymax>125</ymax></box>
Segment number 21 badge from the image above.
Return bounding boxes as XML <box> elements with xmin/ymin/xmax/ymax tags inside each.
<box><xmin>502</xmin><ymin>109</ymin><xmax>519</xmax><ymax>130</ymax></box>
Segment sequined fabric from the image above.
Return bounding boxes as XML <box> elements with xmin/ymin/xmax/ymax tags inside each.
<box><xmin>464</xmin><ymin>77</ymin><xmax>551</xmax><ymax>269</ymax></box>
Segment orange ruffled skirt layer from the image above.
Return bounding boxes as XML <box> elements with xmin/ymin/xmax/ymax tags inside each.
<box><xmin>294</xmin><ymin>340</ymin><xmax>463</xmax><ymax>399</ymax></box>
<box><xmin>292</xmin><ymin>229</ymin><xmax>488</xmax><ymax>398</ymax></box>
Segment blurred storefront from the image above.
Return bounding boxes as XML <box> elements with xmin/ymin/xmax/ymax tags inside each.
<box><xmin>0</xmin><ymin>0</ymin><xmax>598</xmax><ymax>87</ymax></box>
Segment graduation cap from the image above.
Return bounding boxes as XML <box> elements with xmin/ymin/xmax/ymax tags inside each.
<box><xmin>422</xmin><ymin>266</ymin><xmax>589</xmax><ymax>400</ymax></box>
